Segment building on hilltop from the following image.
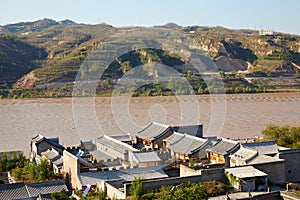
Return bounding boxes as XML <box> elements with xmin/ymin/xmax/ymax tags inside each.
<box><xmin>259</xmin><ymin>29</ymin><xmax>274</xmax><ymax>36</ymax></box>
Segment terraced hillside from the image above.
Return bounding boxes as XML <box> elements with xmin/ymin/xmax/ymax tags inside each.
<box><xmin>0</xmin><ymin>19</ymin><xmax>300</xmax><ymax>97</ymax></box>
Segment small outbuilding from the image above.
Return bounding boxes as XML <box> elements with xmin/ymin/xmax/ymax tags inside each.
<box><xmin>225</xmin><ymin>166</ymin><xmax>268</xmax><ymax>192</ymax></box>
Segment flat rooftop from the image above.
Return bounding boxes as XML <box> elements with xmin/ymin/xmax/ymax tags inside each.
<box><xmin>225</xmin><ymin>166</ymin><xmax>267</xmax><ymax>179</ymax></box>
<box><xmin>78</xmin><ymin>166</ymin><xmax>168</xmax><ymax>186</ymax></box>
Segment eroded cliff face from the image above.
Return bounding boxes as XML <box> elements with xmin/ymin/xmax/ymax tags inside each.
<box><xmin>193</xmin><ymin>32</ymin><xmax>300</xmax><ymax>76</ymax></box>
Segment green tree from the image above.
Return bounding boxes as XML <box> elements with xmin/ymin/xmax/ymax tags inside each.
<box><xmin>51</xmin><ymin>189</ymin><xmax>70</xmax><ymax>200</ymax></box>
<box><xmin>262</xmin><ymin>124</ymin><xmax>300</xmax><ymax>148</ymax></box>
<box><xmin>121</xmin><ymin>61</ymin><xmax>132</xmax><ymax>74</ymax></box>
<box><xmin>27</xmin><ymin>163</ymin><xmax>37</xmax><ymax>180</ymax></box>
<box><xmin>219</xmin><ymin>70</ymin><xmax>225</xmax><ymax>79</ymax></box>
<box><xmin>12</xmin><ymin>168</ymin><xmax>23</xmax><ymax>181</ymax></box>
<box><xmin>158</xmin><ymin>183</ymin><xmax>208</xmax><ymax>200</ymax></box>
<box><xmin>130</xmin><ymin>176</ymin><xmax>144</xmax><ymax>199</ymax></box>
<box><xmin>96</xmin><ymin>187</ymin><xmax>107</xmax><ymax>200</ymax></box>
<box><xmin>188</xmin><ymin>158</ymin><xmax>196</xmax><ymax>168</ymax></box>
<box><xmin>36</xmin><ymin>159</ymin><xmax>54</xmax><ymax>180</ymax></box>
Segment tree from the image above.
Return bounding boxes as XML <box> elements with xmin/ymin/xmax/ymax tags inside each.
<box><xmin>96</xmin><ymin>187</ymin><xmax>107</xmax><ymax>200</ymax></box>
<box><xmin>51</xmin><ymin>189</ymin><xmax>70</xmax><ymax>200</ymax></box>
<box><xmin>219</xmin><ymin>70</ymin><xmax>225</xmax><ymax>79</ymax></box>
<box><xmin>188</xmin><ymin>158</ymin><xmax>196</xmax><ymax>168</ymax></box>
<box><xmin>121</xmin><ymin>61</ymin><xmax>132</xmax><ymax>74</ymax></box>
<box><xmin>130</xmin><ymin>176</ymin><xmax>144</xmax><ymax>199</ymax></box>
<box><xmin>12</xmin><ymin>168</ymin><xmax>23</xmax><ymax>181</ymax></box>
<box><xmin>158</xmin><ymin>183</ymin><xmax>208</xmax><ymax>200</ymax></box>
<box><xmin>262</xmin><ymin>124</ymin><xmax>300</xmax><ymax>148</ymax></box>
<box><xmin>36</xmin><ymin>158</ymin><xmax>54</xmax><ymax>180</ymax></box>
<box><xmin>0</xmin><ymin>152</ymin><xmax>27</xmax><ymax>172</ymax></box>
<box><xmin>27</xmin><ymin>163</ymin><xmax>37</xmax><ymax>180</ymax></box>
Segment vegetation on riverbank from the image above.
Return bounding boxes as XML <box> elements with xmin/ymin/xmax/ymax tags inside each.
<box><xmin>262</xmin><ymin>125</ymin><xmax>300</xmax><ymax>148</ymax></box>
<box><xmin>3</xmin><ymin>73</ymin><xmax>300</xmax><ymax>99</ymax></box>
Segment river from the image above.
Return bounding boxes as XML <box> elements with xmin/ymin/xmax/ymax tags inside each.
<box><xmin>0</xmin><ymin>92</ymin><xmax>299</xmax><ymax>155</ymax></box>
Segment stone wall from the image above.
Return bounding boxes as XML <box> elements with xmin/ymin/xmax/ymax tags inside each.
<box><xmin>63</xmin><ymin>150</ymin><xmax>81</xmax><ymax>189</ymax></box>
<box><xmin>124</xmin><ymin>168</ymin><xmax>224</xmax><ymax>195</ymax></box>
<box><xmin>180</xmin><ymin>164</ymin><xmax>201</xmax><ymax>177</ymax></box>
<box><xmin>96</xmin><ymin>140</ymin><xmax>126</xmax><ymax>160</ymax></box>
<box><xmin>104</xmin><ymin>181</ymin><xmax>126</xmax><ymax>199</ymax></box>
<box><xmin>279</xmin><ymin>149</ymin><xmax>300</xmax><ymax>183</ymax></box>
<box><xmin>253</xmin><ymin>161</ymin><xmax>286</xmax><ymax>185</ymax></box>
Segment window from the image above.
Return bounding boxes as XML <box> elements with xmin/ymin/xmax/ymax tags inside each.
<box><xmin>288</xmin><ymin>170</ymin><xmax>292</xmax><ymax>173</ymax></box>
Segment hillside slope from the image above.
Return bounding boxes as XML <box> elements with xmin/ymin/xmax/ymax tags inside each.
<box><xmin>0</xmin><ymin>19</ymin><xmax>300</xmax><ymax>97</ymax></box>
<box><xmin>0</xmin><ymin>34</ymin><xmax>47</xmax><ymax>82</ymax></box>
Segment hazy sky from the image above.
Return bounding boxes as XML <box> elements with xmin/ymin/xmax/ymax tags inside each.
<box><xmin>1</xmin><ymin>0</ymin><xmax>300</xmax><ymax>34</ymax></box>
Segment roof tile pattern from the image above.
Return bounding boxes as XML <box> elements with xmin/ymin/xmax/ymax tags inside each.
<box><xmin>136</xmin><ymin>122</ymin><xmax>170</xmax><ymax>140</ymax></box>
<box><xmin>207</xmin><ymin>138</ymin><xmax>239</xmax><ymax>155</ymax></box>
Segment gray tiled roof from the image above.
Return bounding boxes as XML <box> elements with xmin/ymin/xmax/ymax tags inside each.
<box><xmin>89</xmin><ymin>149</ymin><xmax>114</xmax><ymax>162</ymax></box>
<box><xmin>97</xmin><ymin>135</ymin><xmax>137</xmax><ymax>154</ymax></box>
<box><xmin>41</xmin><ymin>149</ymin><xmax>63</xmax><ymax>167</ymax></box>
<box><xmin>230</xmin><ymin>147</ymin><xmax>258</xmax><ymax>162</ymax></box>
<box><xmin>32</xmin><ymin>134</ymin><xmax>64</xmax><ymax>150</ymax></box>
<box><xmin>110</xmin><ymin>134</ymin><xmax>133</xmax><ymax>142</ymax></box>
<box><xmin>0</xmin><ymin>182</ymin><xmax>29</xmax><ymax>200</ymax></box>
<box><xmin>78</xmin><ymin>166</ymin><xmax>168</xmax><ymax>186</ymax></box>
<box><xmin>132</xmin><ymin>151</ymin><xmax>161</xmax><ymax>163</ymax></box>
<box><xmin>31</xmin><ymin>134</ymin><xmax>45</xmax><ymax>144</ymax></box>
<box><xmin>172</xmin><ymin>124</ymin><xmax>203</xmax><ymax>138</ymax></box>
<box><xmin>41</xmin><ymin>149</ymin><xmax>60</xmax><ymax>161</ymax></box>
<box><xmin>242</xmin><ymin>141</ymin><xmax>278</xmax><ymax>155</ymax></box>
<box><xmin>167</xmin><ymin>134</ymin><xmax>208</xmax><ymax>155</ymax></box>
<box><xmin>26</xmin><ymin>180</ymin><xmax>68</xmax><ymax>197</ymax></box>
<box><xmin>52</xmin><ymin>157</ymin><xmax>63</xmax><ymax>167</ymax></box>
<box><xmin>163</xmin><ymin>132</ymin><xmax>184</xmax><ymax>144</ymax></box>
<box><xmin>248</xmin><ymin>154</ymin><xmax>285</xmax><ymax>165</ymax></box>
<box><xmin>77</xmin><ymin>156</ymin><xmax>94</xmax><ymax>167</ymax></box>
<box><xmin>0</xmin><ymin>181</ymin><xmax>68</xmax><ymax>200</ymax></box>
<box><xmin>136</xmin><ymin>122</ymin><xmax>171</xmax><ymax>140</ymax></box>
<box><xmin>207</xmin><ymin>138</ymin><xmax>239</xmax><ymax>155</ymax></box>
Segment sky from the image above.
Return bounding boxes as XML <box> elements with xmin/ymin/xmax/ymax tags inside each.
<box><xmin>1</xmin><ymin>0</ymin><xmax>300</xmax><ymax>34</ymax></box>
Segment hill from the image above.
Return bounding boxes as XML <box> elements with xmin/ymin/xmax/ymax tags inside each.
<box><xmin>0</xmin><ymin>34</ymin><xmax>47</xmax><ymax>83</ymax></box>
<box><xmin>0</xmin><ymin>19</ymin><xmax>300</xmax><ymax>97</ymax></box>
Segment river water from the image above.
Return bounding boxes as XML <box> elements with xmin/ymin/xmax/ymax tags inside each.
<box><xmin>0</xmin><ymin>92</ymin><xmax>299</xmax><ymax>155</ymax></box>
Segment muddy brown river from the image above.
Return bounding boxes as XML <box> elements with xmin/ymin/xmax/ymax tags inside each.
<box><xmin>0</xmin><ymin>92</ymin><xmax>299</xmax><ymax>155</ymax></box>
